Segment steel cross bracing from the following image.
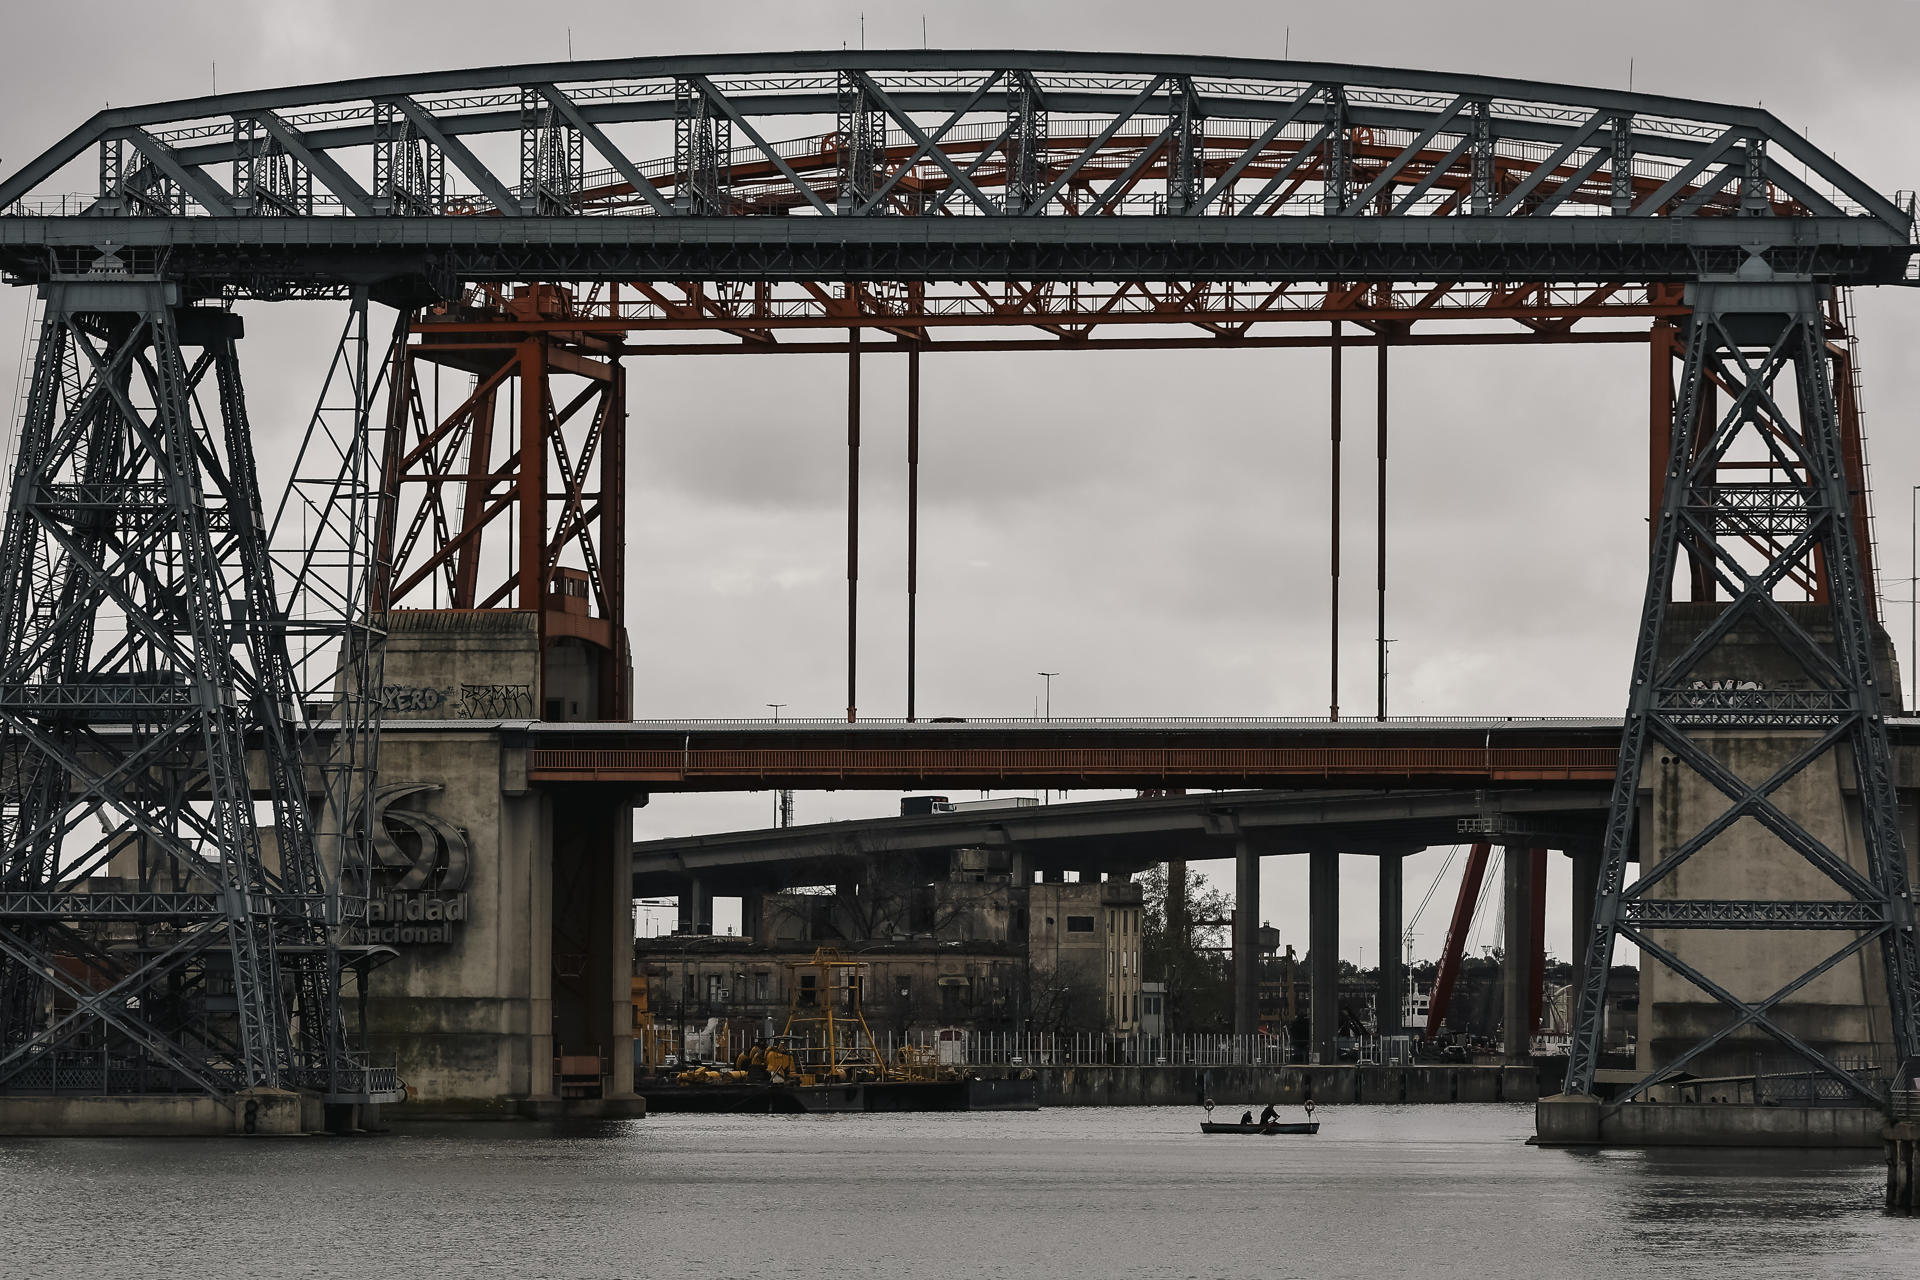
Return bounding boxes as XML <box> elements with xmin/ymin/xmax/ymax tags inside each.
<box><xmin>0</xmin><ymin>287</ymin><xmax>288</xmax><ymax>1096</ymax></box>
<box><xmin>0</xmin><ymin>53</ymin><xmax>1913</xmax><ymax>294</ymax></box>
<box><xmin>1563</xmin><ymin>281</ymin><xmax>1920</xmax><ymax>1106</ymax></box>
<box><xmin>0</xmin><ymin>281</ymin><xmax>396</xmax><ymax>1103</ymax></box>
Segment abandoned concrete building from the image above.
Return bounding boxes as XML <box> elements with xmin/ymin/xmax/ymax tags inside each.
<box><xmin>635</xmin><ymin>847</ymin><xmax>1145</xmax><ymax>1041</ymax></box>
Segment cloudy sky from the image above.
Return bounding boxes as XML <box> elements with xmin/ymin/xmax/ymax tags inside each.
<box><xmin>4</xmin><ymin>1</ymin><xmax>1919</xmax><ymax>967</ymax></box>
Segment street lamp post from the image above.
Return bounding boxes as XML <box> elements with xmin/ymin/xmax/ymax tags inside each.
<box><xmin>1037</xmin><ymin>672</ymin><xmax>1058</xmax><ymax>722</ymax></box>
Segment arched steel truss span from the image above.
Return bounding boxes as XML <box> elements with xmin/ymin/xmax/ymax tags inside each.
<box><xmin>0</xmin><ymin>51</ymin><xmax>1914</xmax><ymax>296</ymax></box>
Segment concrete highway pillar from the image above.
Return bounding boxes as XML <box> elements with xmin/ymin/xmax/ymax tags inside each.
<box><xmin>677</xmin><ymin>879</ymin><xmax>711</xmax><ymax>936</ymax></box>
<box><xmin>1310</xmin><ymin>849</ymin><xmax>1339</xmax><ymax>1064</ymax></box>
<box><xmin>1042</xmin><ymin>868</ymin><xmax>1065</xmax><ymax>884</ymax></box>
<box><xmin>551</xmin><ymin>788</ymin><xmax>638</xmax><ymax>1100</ymax></box>
<box><xmin>1569</xmin><ymin>850</ymin><xmax>1601</xmax><ymax>1018</ymax></box>
<box><xmin>739</xmin><ymin>889</ymin><xmax>764</xmax><ymax>941</ymax></box>
<box><xmin>1503</xmin><ymin>845</ymin><xmax>1536</xmax><ymax>1063</ymax></box>
<box><xmin>1167</xmin><ymin>859</ymin><xmax>1188</xmax><ymax>946</ymax></box>
<box><xmin>1377</xmin><ymin>853</ymin><xmax>1404</xmax><ymax>1038</ymax></box>
<box><xmin>1009</xmin><ymin>848</ymin><xmax>1029</xmax><ymax>886</ymax></box>
<box><xmin>1233</xmin><ymin>838</ymin><xmax>1260</xmax><ymax>1038</ymax></box>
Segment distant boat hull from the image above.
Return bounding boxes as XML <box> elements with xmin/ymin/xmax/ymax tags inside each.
<box><xmin>1200</xmin><ymin>1121</ymin><xmax>1320</xmax><ymax>1135</ymax></box>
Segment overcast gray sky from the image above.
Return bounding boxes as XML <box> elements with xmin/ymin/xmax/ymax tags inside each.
<box><xmin>5</xmin><ymin>1</ymin><xmax>1920</xmax><ymax>967</ymax></box>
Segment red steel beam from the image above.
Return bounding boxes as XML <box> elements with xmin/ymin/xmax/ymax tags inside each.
<box><xmin>525</xmin><ymin>745</ymin><xmax>1618</xmax><ymax>788</ymax></box>
<box><xmin>1425</xmin><ymin>842</ymin><xmax>1493</xmax><ymax>1041</ymax></box>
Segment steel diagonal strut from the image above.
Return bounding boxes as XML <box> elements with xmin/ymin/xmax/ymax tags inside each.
<box><xmin>1565</xmin><ymin>280</ymin><xmax>1920</xmax><ymax>1103</ymax></box>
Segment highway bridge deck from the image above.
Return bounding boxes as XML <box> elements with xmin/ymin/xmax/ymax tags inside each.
<box><xmin>628</xmin><ymin>783</ymin><xmax>1616</xmax><ymax>895</ymax></box>
<box><xmin>479</xmin><ymin>716</ymin><xmax>1630</xmax><ymax>792</ymax></box>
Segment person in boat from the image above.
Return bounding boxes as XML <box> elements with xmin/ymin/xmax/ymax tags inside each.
<box><xmin>1239</xmin><ymin>1110</ymin><xmax>1254</xmax><ymax>1125</ymax></box>
<box><xmin>1258</xmin><ymin>1103</ymin><xmax>1280</xmax><ymax>1126</ymax></box>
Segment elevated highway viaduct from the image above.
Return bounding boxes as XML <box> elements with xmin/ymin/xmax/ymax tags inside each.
<box><xmin>358</xmin><ymin>713</ymin><xmax>1920</xmax><ymax>1093</ymax></box>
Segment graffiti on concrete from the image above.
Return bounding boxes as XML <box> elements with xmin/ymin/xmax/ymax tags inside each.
<box><xmin>456</xmin><ymin>683</ymin><xmax>534</xmax><ymax>718</ymax></box>
<box><xmin>375</xmin><ymin>682</ymin><xmax>533</xmax><ymax>718</ymax></box>
<box><xmin>377</xmin><ymin>684</ymin><xmax>450</xmax><ymax>715</ymax></box>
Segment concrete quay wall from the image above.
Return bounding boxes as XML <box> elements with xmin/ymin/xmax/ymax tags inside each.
<box><xmin>1030</xmin><ymin>1064</ymin><xmax>1538</xmax><ymax>1108</ymax></box>
<box><xmin>0</xmin><ymin>1089</ymin><xmax>316</xmax><ymax>1137</ymax></box>
<box><xmin>1536</xmin><ymin>1093</ymin><xmax>1885</xmax><ymax>1148</ymax></box>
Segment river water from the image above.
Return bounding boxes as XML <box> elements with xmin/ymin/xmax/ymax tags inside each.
<box><xmin>0</xmin><ymin>1104</ymin><xmax>1913</xmax><ymax>1278</ymax></box>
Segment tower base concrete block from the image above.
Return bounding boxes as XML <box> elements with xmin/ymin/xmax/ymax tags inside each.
<box><xmin>1537</xmin><ymin>1097</ymin><xmax>1884</xmax><ymax>1148</ymax></box>
<box><xmin>1534</xmin><ymin>1093</ymin><xmax>1601</xmax><ymax>1145</ymax></box>
<box><xmin>1887</xmin><ymin>1123</ymin><xmax>1918</xmax><ymax>1213</ymax></box>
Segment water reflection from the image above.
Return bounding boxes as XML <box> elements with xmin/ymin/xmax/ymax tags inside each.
<box><xmin>0</xmin><ymin>1104</ymin><xmax>1912</xmax><ymax>1279</ymax></box>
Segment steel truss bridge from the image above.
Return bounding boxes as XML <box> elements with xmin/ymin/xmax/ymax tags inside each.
<box><xmin>0</xmin><ymin>51</ymin><xmax>1915</xmax><ymax>1112</ymax></box>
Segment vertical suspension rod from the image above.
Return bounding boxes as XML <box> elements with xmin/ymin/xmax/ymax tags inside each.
<box><xmin>906</xmin><ymin>342</ymin><xmax>920</xmax><ymax>723</ymax></box>
<box><xmin>1330</xmin><ymin>318</ymin><xmax>1342</xmax><ymax>722</ymax></box>
<box><xmin>846</xmin><ymin>324</ymin><xmax>861</xmax><ymax>723</ymax></box>
<box><xmin>1376</xmin><ymin>329</ymin><xmax>1388</xmax><ymax>722</ymax></box>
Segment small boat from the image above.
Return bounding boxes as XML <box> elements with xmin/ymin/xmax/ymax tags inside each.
<box><xmin>1200</xmin><ymin>1120</ymin><xmax>1319</xmax><ymax>1135</ymax></box>
<box><xmin>1199</xmin><ymin>1099</ymin><xmax>1319</xmax><ymax>1135</ymax></box>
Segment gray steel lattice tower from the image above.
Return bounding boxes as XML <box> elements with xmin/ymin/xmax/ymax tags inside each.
<box><xmin>0</xmin><ymin>280</ymin><xmax>343</xmax><ymax>1098</ymax></box>
<box><xmin>1565</xmin><ymin>278</ymin><xmax>1920</xmax><ymax>1104</ymax></box>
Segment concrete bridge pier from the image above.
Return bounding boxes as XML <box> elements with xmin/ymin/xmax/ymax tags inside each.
<box><xmin>358</xmin><ymin>716</ymin><xmax>643</xmax><ymax>1117</ymax></box>
<box><xmin>1568</xmin><ymin>848</ymin><xmax>1600</xmax><ymax>1011</ymax></box>
<box><xmin>1232</xmin><ymin>839</ymin><xmax>1260</xmax><ymax>1038</ymax></box>
<box><xmin>738</xmin><ymin>888</ymin><xmax>764</xmax><ymax>940</ymax></box>
<box><xmin>677</xmin><ymin>879</ymin><xmax>713</xmax><ymax>935</ymax></box>
<box><xmin>549</xmin><ymin>788</ymin><xmax>639</xmax><ymax>1105</ymax></box>
<box><xmin>1377</xmin><ymin>853</ymin><xmax>1403</xmax><ymax>1037</ymax></box>
<box><xmin>1891</xmin><ymin>1117</ymin><xmax>1919</xmax><ymax>1212</ymax></box>
<box><xmin>1502</xmin><ymin>845</ymin><xmax>1544</xmax><ymax>1063</ymax></box>
<box><xmin>1310</xmin><ymin>850</ymin><xmax>1339</xmax><ymax>1064</ymax></box>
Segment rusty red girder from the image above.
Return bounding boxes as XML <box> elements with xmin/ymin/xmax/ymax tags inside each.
<box><xmin>1425</xmin><ymin>842</ymin><xmax>1493</xmax><ymax>1041</ymax></box>
<box><xmin>410</xmin><ymin>279</ymin><xmax>1689</xmax><ymax>352</ymax></box>
<box><xmin>375</xmin><ymin>284</ymin><xmax>630</xmax><ymax>717</ymax></box>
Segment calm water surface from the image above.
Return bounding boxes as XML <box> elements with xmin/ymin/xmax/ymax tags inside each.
<box><xmin>0</xmin><ymin>1103</ymin><xmax>1913</xmax><ymax>1278</ymax></box>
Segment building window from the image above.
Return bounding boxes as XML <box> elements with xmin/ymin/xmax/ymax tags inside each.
<box><xmin>1067</xmin><ymin>915</ymin><xmax>1095</xmax><ymax>933</ymax></box>
<box><xmin>799</xmin><ymin>974</ymin><xmax>818</xmax><ymax>1006</ymax></box>
<box><xmin>707</xmin><ymin>974</ymin><xmax>724</xmax><ymax>1004</ymax></box>
<box><xmin>755</xmin><ymin>970</ymin><xmax>771</xmax><ymax>1000</ymax></box>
